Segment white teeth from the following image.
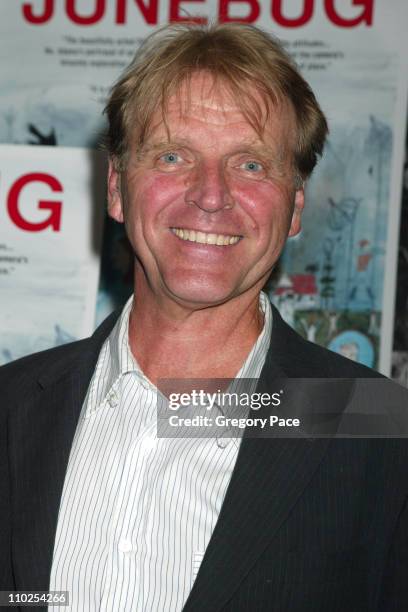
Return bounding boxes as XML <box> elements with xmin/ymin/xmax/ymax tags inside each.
<box><xmin>172</xmin><ymin>228</ymin><xmax>241</xmax><ymax>246</ymax></box>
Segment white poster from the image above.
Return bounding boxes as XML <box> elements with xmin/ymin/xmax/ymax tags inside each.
<box><xmin>0</xmin><ymin>145</ymin><xmax>105</xmax><ymax>365</ymax></box>
<box><xmin>0</xmin><ymin>1</ymin><xmax>407</xmax><ymax>373</ymax></box>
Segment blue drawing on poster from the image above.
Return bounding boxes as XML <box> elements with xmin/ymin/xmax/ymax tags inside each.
<box><xmin>329</xmin><ymin>330</ymin><xmax>374</xmax><ymax>368</ymax></box>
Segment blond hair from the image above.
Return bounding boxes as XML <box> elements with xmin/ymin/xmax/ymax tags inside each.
<box><xmin>104</xmin><ymin>23</ymin><xmax>328</xmax><ymax>179</ymax></box>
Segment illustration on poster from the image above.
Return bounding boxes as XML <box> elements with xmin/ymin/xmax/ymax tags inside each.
<box><xmin>22</xmin><ymin>0</ymin><xmax>374</xmax><ymax>28</ymax></box>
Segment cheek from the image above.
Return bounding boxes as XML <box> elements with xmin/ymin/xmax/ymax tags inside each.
<box><xmin>125</xmin><ymin>173</ymin><xmax>186</xmax><ymax>229</ymax></box>
<box><xmin>142</xmin><ymin>174</ymin><xmax>186</xmax><ymax>209</ymax></box>
<box><xmin>234</xmin><ymin>182</ymin><xmax>295</xmax><ymax>234</ymax></box>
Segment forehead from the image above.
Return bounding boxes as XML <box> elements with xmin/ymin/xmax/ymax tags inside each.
<box><xmin>144</xmin><ymin>72</ymin><xmax>296</xmax><ymax>150</ymax></box>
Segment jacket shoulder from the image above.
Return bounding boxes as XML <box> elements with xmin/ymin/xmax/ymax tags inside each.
<box><xmin>0</xmin><ymin>310</ymin><xmax>120</xmax><ymax>401</ymax></box>
<box><xmin>270</xmin><ymin>305</ymin><xmax>383</xmax><ymax>379</ymax></box>
<box><xmin>297</xmin><ymin>333</ymin><xmax>382</xmax><ymax>378</ymax></box>
<box><xmin>0</xmin><ymin>339</ymin><xmax>88</xmax><ymax>389</ymax></box>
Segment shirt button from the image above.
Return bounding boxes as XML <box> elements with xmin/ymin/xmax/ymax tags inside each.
<box><xmin>216</xmin><ymin>438</ymin><xmax>230</xmax><ymax>449</ymax></box>
<box><xmin>107</xmin><ymin>393</ymin><xmax>118</xmax><ymax>408</ymax></box>
<box><xmin>118</xmin><ymin>538</ymin><xmax>133</xmax><ymax>553</ymax></box>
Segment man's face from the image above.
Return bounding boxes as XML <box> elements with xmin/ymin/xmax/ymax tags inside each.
<box><xmin>108</xmin><ymin>72</ymin><xmax>304</xmax><ymax>308</ymax></box>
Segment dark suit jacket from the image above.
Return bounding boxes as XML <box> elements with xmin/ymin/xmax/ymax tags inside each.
<box><xmin>1</xmin><ymin>305</ymin><xmax>407</xmax><ymax>611</ymax></box>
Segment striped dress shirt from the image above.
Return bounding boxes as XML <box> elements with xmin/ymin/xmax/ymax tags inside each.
<box><xmin>49</xmin><ymin>292</ymin><xmax>272</xmax><ymax>611</ymax></box>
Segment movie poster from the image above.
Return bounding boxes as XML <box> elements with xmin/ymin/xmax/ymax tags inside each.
<box><xmin>260</xmin><ymin>2</ymin><xmax>408</xmax><ymax>375</ymax></box>
<box><xmin>0</xmin><ymin>145</ymin><xmax>105</xmax><ymax>365</ymax></box>
<box><xmin>0</xmin><ymin>1</ymin><xmax>407</xmax><ymax>373</ymax></box>
<box><xmin>392</xmin><ymin>126</ymin><xmax>408</xmax><ymax>386</ymax></box>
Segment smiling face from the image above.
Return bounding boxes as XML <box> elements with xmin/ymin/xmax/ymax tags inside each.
<box><xmin>108</xmin><ymin>72</ymin><xmax>305</xmax><ymax>309</ymax></box>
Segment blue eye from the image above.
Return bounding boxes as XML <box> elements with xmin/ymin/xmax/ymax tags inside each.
<box><xmin>161</xmin><ymin>152</ymin><xmax>180</xmax><ymax>164</ymax></box>
<box><xmin>243</xmin><ymin>160</ymin><xmax>263</xmax><ymax>172</ymax></box>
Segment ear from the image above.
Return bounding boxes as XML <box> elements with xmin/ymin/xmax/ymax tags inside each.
<box><xmin>288</xmin><ymin>185</ymin><xmax>305</xmax><ymax>237</ymax></box>
<box><xmin>107</xmin><ymin>158</ymin><xmax>124</xmax><ymax>223</ymax></box>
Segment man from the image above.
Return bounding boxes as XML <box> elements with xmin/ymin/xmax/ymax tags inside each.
<box><xmin>1</xmin><ymin>23</ymin><xmax>407</xmax><ymax>612</ymax></box>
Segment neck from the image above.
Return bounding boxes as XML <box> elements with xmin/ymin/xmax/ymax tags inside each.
<box><xmin>128</xmin><ymin>281</ymin><xmax>265</xmax><ymax>386</ymax></box>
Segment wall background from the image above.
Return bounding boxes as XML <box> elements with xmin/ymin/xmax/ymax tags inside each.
<box><xmin>0</xmin><ymin>0</ymin><xmax>407</xmax><ymax>376</ymax></box>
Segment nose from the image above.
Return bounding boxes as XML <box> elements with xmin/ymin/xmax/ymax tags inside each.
<box><xmin>185</xmin><ymin>162</ymin><xmax>234</xmax><ymax>212</ymax></box>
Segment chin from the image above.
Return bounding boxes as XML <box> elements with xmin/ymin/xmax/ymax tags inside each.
<box><xmin>164</xmin><ymin>277</ymin><xmax>239</xmax><ymax>307</ymax></box>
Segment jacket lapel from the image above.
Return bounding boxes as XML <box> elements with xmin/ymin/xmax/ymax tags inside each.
<box><xmin>182</xmin><ymin>307</ymin><xmax>347</xmax><ymax>612</ymax></box>
<box><xmin>183</xmin><ymin>438</ymin><xmax>333</xmax><ymax>612</ymax></box>
<box><xmin>10</xmin><ymin>313</ymin><xmax>118</xmax><ymax>591</ymax></box>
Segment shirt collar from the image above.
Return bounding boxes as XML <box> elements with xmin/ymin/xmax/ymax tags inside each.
<box><xmin>234</xmin><ymin>290</ymin><xmax>272</xmax><ymax>380</ymax></box>
<box><xmin>108</xmin><ymin>294</ymin><xmax>141</xmax><ymax>381</ymax></box>
<box><xmin>85</xmin><ymin>291</ymin><xmax>272</xmax><ymax>417</ymax></box>
<box><xmin>84</xmin><ymin>295</ymin><xmax>142</xmax><ymax>417</ymax></box>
